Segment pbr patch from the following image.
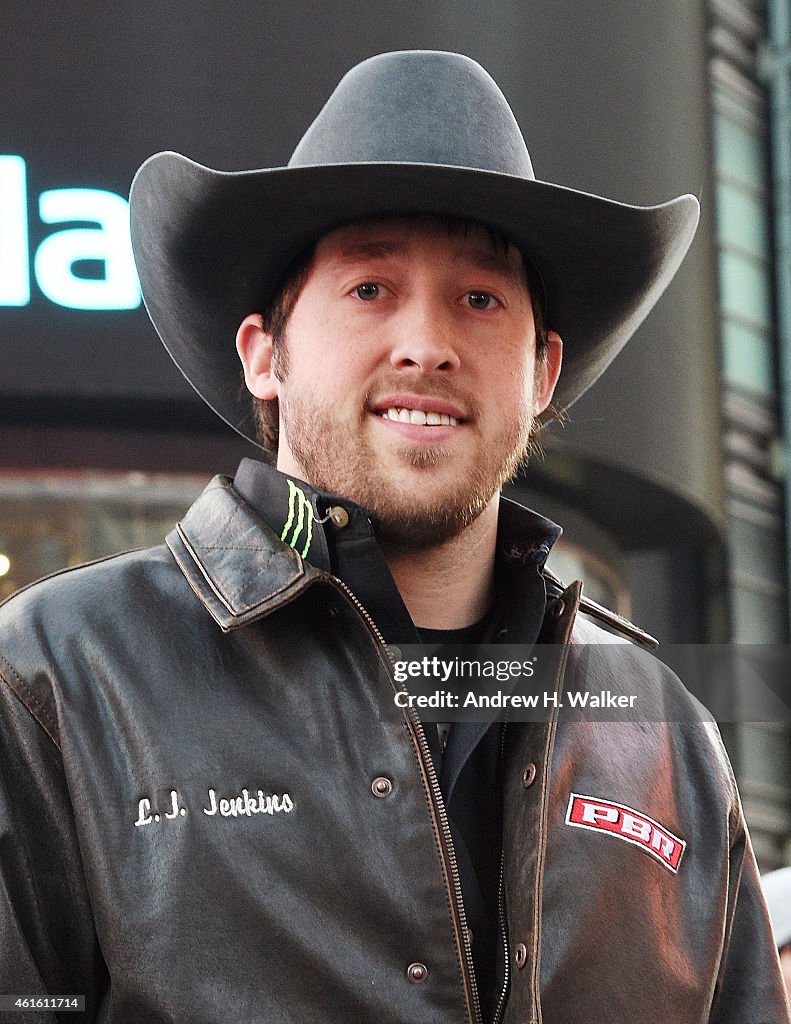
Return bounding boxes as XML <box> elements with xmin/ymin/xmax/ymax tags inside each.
<box><xmin>565</xmin><ymin>793</ymin><xmax>686</xmax><ymax>873</ymax></box>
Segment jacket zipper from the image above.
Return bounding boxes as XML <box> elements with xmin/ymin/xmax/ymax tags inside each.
<box><xmin>330</xmin><ymin>576</ymin><xmax>482</xmax><ymax>1024</ymax></box>
<box><xmin>491</xmin><ymin>720</ymin><xmax>510</xmax><ymax>1024</ymax></box>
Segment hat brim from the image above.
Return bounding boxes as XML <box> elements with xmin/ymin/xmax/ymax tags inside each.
<box><xmin>130</xmin><ymin>153</ymin><xmax>699</xmax><ymax>446</ymax></box>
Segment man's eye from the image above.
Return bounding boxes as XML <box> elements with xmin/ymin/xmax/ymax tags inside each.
<box><xmin>467</xmin><ymin>291</ymin><xmax>497</xmax><ymax>310</ymax></box>
<box><xmin>354</xmin><ymin>282</ymin><xmax>380</xmax><ymax>301</ymax></box>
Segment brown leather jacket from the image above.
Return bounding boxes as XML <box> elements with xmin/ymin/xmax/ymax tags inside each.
<box><xmin>0</xmin><ymin>476</ymin><xmax>788</xmax><ymax>1023</ymax></box>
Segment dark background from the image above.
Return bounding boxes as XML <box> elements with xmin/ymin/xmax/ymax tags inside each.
<box><xmin>1</xmin><ymin>0</ymin><xmax>723</xmax><ymax>545</ymax></box>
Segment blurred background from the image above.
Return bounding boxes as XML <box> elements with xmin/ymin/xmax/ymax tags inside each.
<box><xmin>1</xmin><ymin>0</ymin><xmax>790</xmax><ymax>867</ymax></box>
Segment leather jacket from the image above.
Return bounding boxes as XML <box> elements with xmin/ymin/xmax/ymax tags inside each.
<box><xmin>0</xmin><ymin>475</ymin><xmax>788</xmax><ymax>1023</ymax></box>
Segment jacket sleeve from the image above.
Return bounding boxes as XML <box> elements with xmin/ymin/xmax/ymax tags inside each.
<box><xmin>0</xmin><ymin>659</ymin><xmax>106</xmax><ymax>1023</ymax></box>
<box><xmin>708</xmin><ymin>768</ymin><xmax>791</xmax><ymax>1023</ymax></box>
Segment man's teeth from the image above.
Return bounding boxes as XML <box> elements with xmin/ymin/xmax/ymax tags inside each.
<box><xmin>382</xmin><ymin>408</ymin><xmax>459</xmax><ymax>426</ymax></box>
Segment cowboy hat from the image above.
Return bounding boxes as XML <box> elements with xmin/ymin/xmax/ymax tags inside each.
<box><xmin>129</xmin><ymin>49</ymin><xmax>699</xmax><ymax>446</ymax></box>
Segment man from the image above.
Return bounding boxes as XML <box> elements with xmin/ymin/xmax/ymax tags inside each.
<box><xmin>0</xmin><ymin>50</ymin><xmax>787</xmax><ymax>1023</ymax></box>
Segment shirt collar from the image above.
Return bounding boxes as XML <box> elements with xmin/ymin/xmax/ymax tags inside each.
<box><xmin>232</xmin><ymin>457</ymin><xmax>377</xmax><ymax>572</ymax></box>
<box><xmin>496</xmin><ymin>495</ymin><xmax>562</xmax><ymax>570</ymax></box>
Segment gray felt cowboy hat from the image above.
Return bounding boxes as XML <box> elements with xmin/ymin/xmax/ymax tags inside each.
<box><xmin>129</xmin><ymin>49</ymin><xmax>700</xmax><ymax>446</ymax></box>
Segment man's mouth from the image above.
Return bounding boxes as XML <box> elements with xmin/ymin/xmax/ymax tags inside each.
<box><xmin>370</xmin><ymin>396</ymin><xmax>468</xmax><ymax>428</ymax></box>
<box><xmin>379</xmin><ymin>407</ymin><xmax>460</xmax><ymax>427</ymax></box>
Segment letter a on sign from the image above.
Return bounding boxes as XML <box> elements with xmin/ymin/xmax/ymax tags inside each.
<box><xmin>35</xmin><ymin>189</ymin><xmax>141</xmax><ymax>310</ymax></box>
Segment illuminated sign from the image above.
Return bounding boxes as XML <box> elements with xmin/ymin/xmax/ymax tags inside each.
<box><xmin>0</xmin><ymin>155</ymin><xmax>141</xmax><ymax>311</ymax></box>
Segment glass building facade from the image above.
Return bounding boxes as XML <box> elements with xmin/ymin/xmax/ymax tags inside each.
<box><xmin>709</xmin><ymin>0</ymin><xmax>791</xmax><ymax>866</ymax></box>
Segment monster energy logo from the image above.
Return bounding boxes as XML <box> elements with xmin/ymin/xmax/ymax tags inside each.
<box><xmin>281</xmin><ymin>479</ymin><xmax>315</xmax><ymax>558</ymax></box>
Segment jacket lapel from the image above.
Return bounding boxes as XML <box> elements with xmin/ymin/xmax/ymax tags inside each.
<box><xmin>166</xmin><ymin>476</ymin><xmax>320</xmax><ymax>631</ymax></box>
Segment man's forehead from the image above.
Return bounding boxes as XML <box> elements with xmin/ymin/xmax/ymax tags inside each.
<box><xmin>314</xmin><ymin>214</ymin><xmax>528</xmax><ymax>279</ymax></box>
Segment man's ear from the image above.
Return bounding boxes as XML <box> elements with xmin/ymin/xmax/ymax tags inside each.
<box><xmin>533</xmin><ymin>330</ymin><xmax>563</xmax><ymax>416</ymax></box>
<box><xmin>236</xmin><ymin>314</ymin><xmax>280</xmax><ymax>400</ymax></box>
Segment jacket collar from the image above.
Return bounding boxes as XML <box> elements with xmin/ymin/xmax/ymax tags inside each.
<box><xmin>166</xmin><ymin>475</ymin><xmax>323</xmax><ymax>632</ymax></box>
<box><xmin>232</xmin><ymin>456</ymin><xmax>373</xmax><ymax>570</ymax></box>
<box><xmin>166</xmin><ymin>473</ymin><xmax>573</xmax><ymax>636</ymax></box>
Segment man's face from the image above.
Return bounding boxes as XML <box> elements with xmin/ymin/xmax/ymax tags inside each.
<box><xmin>239</xmin><ymin>215</ymin><xmax>561</xmax><ymax>547</ymax></box>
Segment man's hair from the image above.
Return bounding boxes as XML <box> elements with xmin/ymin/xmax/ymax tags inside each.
<box><xmin>251</xmin><ymin>218</ymin><xmax>551</xmax><ymax>456</ymax></box>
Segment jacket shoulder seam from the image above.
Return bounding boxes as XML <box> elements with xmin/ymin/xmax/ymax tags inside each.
<box><xmin>0</xmin><ymin>655</ymin><xmax>60</xmax><ymax>750</ymax></box>
<box><xmin>0</xmin><ymin>547</ymin><xmax>149</xmax><ymax>613</ymax></box>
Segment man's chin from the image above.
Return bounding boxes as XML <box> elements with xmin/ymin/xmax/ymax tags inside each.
<box><xmin>280</xmin><ymin>403</ymin><xmax>534</xmax><ymax>548</ymax></box>
<box><xmin>367</xmin><ymin>492</ymin><xmax>493</xmax><ymax>550</ymax></box>
<box><xmin>390</xmin><ymin>442</ymin><xmax>455</xmax><ymax>471</ymax></box>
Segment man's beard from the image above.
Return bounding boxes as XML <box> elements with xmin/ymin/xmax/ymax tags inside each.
<box><xmin>278</xmin><ymin>384</ymin><xmax>537</xmax><ymax>550</ymax></box>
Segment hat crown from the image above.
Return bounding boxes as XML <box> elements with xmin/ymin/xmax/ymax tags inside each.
<box><xmin>289</xmin><ymin>50</ymin><xmax>535</xmax><ymax>180</ymax></box>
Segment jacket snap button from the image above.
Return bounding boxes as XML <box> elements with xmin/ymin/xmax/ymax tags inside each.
<box><xmin>371</xmin><ymin>776</ymin><xmax>393</xmax><ymax>798</ymax></box>
<box><xmin>407</xmin><ymin>962</ymin><xmax>428</xmax><ymax>984</ymax></box>
<box><xmin>385</xmin><ymin>644</ymin><xmax>402</xmax><ymax>661</ymax></box>
<box><xmin>522</xmin><ymin>763</ymin><xmax>537</xmax><ymax>788</ymax></box>
<box><xmin>327</xmin><ymin>505</ymin><xmax>350</xmax><ymax>528</ymax></box>
<box><xmin>514</xmin><ymin>943</ymin><xmax>527</xmax><ymax>969</ymax></box>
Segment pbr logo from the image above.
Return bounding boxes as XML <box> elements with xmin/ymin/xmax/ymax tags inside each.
<box><xmin>565</xmin><ymin>793</ymin><xmax>686</xmax><ymax>873</ymax></box>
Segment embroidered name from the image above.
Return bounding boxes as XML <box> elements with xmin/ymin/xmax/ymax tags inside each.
<box><xmin>565</xmin><ymin>793</ymin><xmax>686</xmax><ymax>873</ymax></box>
<box><xmin>203</xmin><ymin>787</ymin><xmax>294</xmax><ymax>818</ymax></box>
<box><xmin>134</xmin><ymin>787</ymin><xmax>294</xmax><ymax>827</ymax></box>
<box><xmin>135</xmin><ymin>789</ymin><xmax>186</xmax><ymax>826</ymax></box>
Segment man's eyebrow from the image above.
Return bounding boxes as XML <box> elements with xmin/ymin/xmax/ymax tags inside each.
<box><xmin>330</xmin><ymin>240</ymin><xmax>526</xmax><ymax>285</ymax></box>
<box><xmin>453</xmin><ymin>248</ymin><xmax>527</xmax><ymax>284</ymax></box>
<box><xmin>333</xmin><ymin>240</ymin><xmax>406</xmax><ymax>263</ymax></box>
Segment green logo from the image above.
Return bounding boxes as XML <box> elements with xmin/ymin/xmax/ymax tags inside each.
<box><xmin>281</xmin><ymin>479</ymin><xmax>315</xmax><ymax>558</ymax></box>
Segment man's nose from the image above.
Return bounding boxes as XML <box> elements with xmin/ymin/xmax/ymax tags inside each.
<box><xmin>388</xmin><ymin>306</ymin><xmax>462</xmax><ymax>373</ymax></box>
